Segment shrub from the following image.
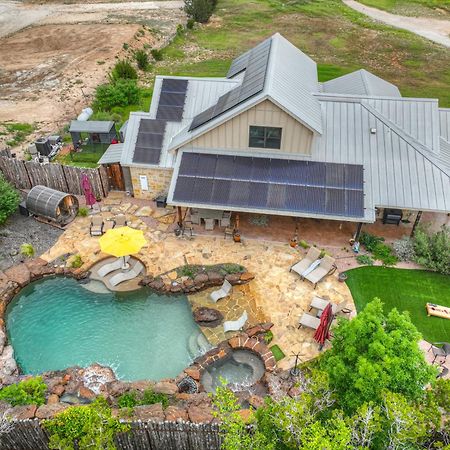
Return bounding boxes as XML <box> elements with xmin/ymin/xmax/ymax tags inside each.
<box><xmin>298</xmin><ymin>240</ymin><xmax>309</xmax><ymax>249</ymax></box>
<box><xmin>183</xmin><ymin>0</ymin><xmax>215</xmax><ymax>23</ymax></box>
<box><xmin>77</xmin><ymin>207</ymin><xmax>89</xmax><ymax>217</ymax></box>
<box><xmin>221</xmin><ymin>263</ymin><xmax>244</xmax><ymax>274</ymax></box>
<box><xmin>150</xmin><ymin>49</ymin><xmax>163</xmax><ymax>62</ymax></box>
<box><xmin>141</xmin><ymin>388</ymin><xmax>169</xmax><ymax>408</ymax></box>
<box><xmin>44</xmin><ymin>397</ymin><xmax>129</xmax><ymax>450</ymax></box>
<box><xmin>178</xmin><ymin>265</ymin><xmax>198</xmax><ymax>278</ymax></box>
<box><xmin>270</xmin><ymin>345</ymin><xmax>285</xmax><ymax>362</ymax></box>
<box><xmin>413</xmin><ymin>225</ymin><xmax>450</xmax><ymax>275</ymax></box>
<box><xmin>93</xmin><ymin>79</ymin><xmax>140</xmax><ymax>111</ymax></box>
<box><xmin>264</xmin><ymin>330</ymin><xmax>273</xmax><ymax>344</ymax></box>
<box><xmin>20</xmin><ymin>243</ymin><xmax>35</xmax><ymax>258</ymax></box>
<box><xmin>187</xmin><ymin>18</ymin><xmax>195</xmax><ymax>29</ymax></box>
<box><xmin>0</xmin><ymin>173</ymin><xmax>20</xmax><ymax>226</ymax></box>
<box><xmin>0</xmin><ymin>377</ymin><xmax>46</xmax><ymax>406</ymax></box>
<box><xmin>122</xmin><ymin>42</ymin><xmax>129</xmax><ymax>50</ymax></box>
<box><xmin>359</xmin><ymin>231</ymin><xmax>384</xmax><ymax>252</ymax></box>
<box><xmin>356</xmin><ymin>254</ymin><xmax>373</xmax><ymax>265</ymax></box>
<box><xmin>69</xmin><ymin>254</ymin><xmax>83</xmax><ymax>269</ymax></box>
<box><xmin>117</xmin><ymin>391</ymin><xmax>138</xmax><ymax>408</ymax></box>
<box><xmin>134</xmin><ymin>50</ymin><xmax>149</xmax><ymax>70</ymax></box>
<box><xmin>393</xmin><ymin>236</ymin><xmax>415</xmax><ymax>261</ymax></box>
<box><xmin>372</xmin><ymin>243</ymin><xmax>398</xmax><ymax>266</ymax></box>
<box><xmin>110</xmin><ymin>59</ymin><xmax>137</xmax><ymax>82</ymax></box>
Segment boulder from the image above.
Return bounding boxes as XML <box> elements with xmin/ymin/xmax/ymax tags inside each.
<box><xmin>25</xmin><ymin>258</ymin><xmax>55</xmax><ymax>279</ymax></box>
<box><xmin>248</xmin><ymin>394</ymin><xmax>265</xmax><ymax>409</ymax></box>
<box><xmin>0</xmin><ymin>346</ymin><xmax>18</xmax><ymax>379</ymax></box>
<box><xmin>134</xmin><ymin>404</ymin><xmax>164</xmax><ymax>422</ymax></box>
<box><xmin>245</xmin><ymin>325</ymin><xmax>266</xmax><ymax>338</ymax></box>
<box><xmin>165</xmin><ymin>406</ymin><xmax>188</xmax><ymax>422</ymax></box>
<box><xmin>239</xmin><ymin>272</ymin><xmax>255</xmax><ymax>282</ymax></box>
<box><xmin>153</xmin><ymin>381</ymin><xmax>178</xmax><ymax>395</ymax></box>
<box><xmin>206</xmin><ymin>272</ymin><xmax>223</xmax><ymax>285</ymax></box>
<box><xmin>139</xmin><ymin>275</ymin><xmax>154</xmax><ymax>286</ymax></box>
<box><xmin>0</xmin><ymin>329</ymin><xmax>6</xmax><ymax>354</ymax></box>
<box><xmin>78</xmin><ymin>386</ymin><xmax>96</xmax><ymax>399</ymax></box>
<box><xmin>35</xmin><ymin>403</ymin><xmax>69</xmax><ymax>419</ymax></box>
<box><xmin>225</xmin><ymin>273</ymin><xmax>241</xmax><ymax>284</ymax></box>
<box><xmin>51</xmin><ymin>385</ymin><xmax>65</xmax><ymax>396</ymax></box>
<box><xmin>4</xmin><ymin>264</ymin><xmax>30</xmax><ymax>287</ymax></box>
<box><xmin>60</xmin><ymin>393</ymin><xmax>91</xmax><ymax>405</ymax></box>
<box><xmin>193</xmin><ymin>307</ymin><xmax>224</xmax><ymax>327</ymax></box>
<box><xmin>149</xmin><ymin>278</ymin><xmax>165</xmax><ymax>291</ymax></box>
<box><xmin>106</xmin><ymin>381</ymin><xmax>130</xmax><ymax>397</ymax></box>
<box><xmin>129</xmin><ymin>380</ymin><xmax>154</xmax><ymax>392</ymax></box>
<box><xmin>47</xmin><ymin>394</ymin><xmax>59</xmax><ymax>405</ymax></box>
<box><xmin>6</xmin><ymin>404</ymin><xmax>37</xmax><ymax>420</ymax></box>
<box><xmin>193</xmin><ymin>273</ymin><xmax>208</xmax><ymax>287</ymax></box>
<box><xmin>184</xmin><ymin>367</ymin><xmax>201</xmax><ymax>381</ymax></box>
<box><xmin>187</xmin><ymin>405</ymin><xmax>214</xmax><ymax>423</ymax></box>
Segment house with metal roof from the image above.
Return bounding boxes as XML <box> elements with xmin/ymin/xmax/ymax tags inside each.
<box><xmin>115</xmin><ymin>33</ymin><xmax>449</xmax><ymax>231</ymax></box>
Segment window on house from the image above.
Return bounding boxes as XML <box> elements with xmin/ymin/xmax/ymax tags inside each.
<box><xmin>249</xmin><ymin>126</ymin><xmax>282</xmax><ymax>149</ymax></box>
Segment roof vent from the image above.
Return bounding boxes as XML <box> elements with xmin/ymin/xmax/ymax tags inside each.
<box><xmin>370</xmin><ymin>128</ymin><xmax>377</xmax><ymax>134</ymax></box>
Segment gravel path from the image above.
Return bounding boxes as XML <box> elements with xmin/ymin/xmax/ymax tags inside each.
<box><xmin>343</xmin><ymin>0</ymin><xmax>450</xmax><ymax>48</ymax></box>
<box><xmin>0</xmin><ymin>212</ymin><xmax>63</xmax><ymax>271</ymax></box>
<box><xmin>0</xmin><ymin>0</ymin><xmax>183</xmax><ymax>38</ymax></box>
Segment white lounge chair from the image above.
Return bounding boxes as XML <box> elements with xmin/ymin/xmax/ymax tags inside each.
<box><xmin>304</xmin><ymin>255</ymin><xmax>337</xmax><ymax>289</ymax></box>
<box><xmin>290</xmin><ymin>247</ymin><xmax>321</xmax><ymax>279</ymax></box>
<box><xmin>97</xmin><ymin>256</ymin><xmax>130</xmax><ymax>278</ymax></box>
<box><xmin>109</xmin><ymin>261</ymin><xmax>144</xmax><ymax>287</ymax></box>
<box><xmin>298</xmin><ymin>312</ymin><xmax>321</xmax><ymax>330</ymax></box>
<box><xmin>309</xmin><ymin>296</ymin><xmax>351</xmax><ymax>315</ymax></box>
<box><xmin>223</xmin><ymin>311</ymin><xmax>248</xmax><ymax>333</ymax></box>
<box><xmin>210</xmin><ymin>279</ymin><xmax>233</xmax><ymax>303</ymax></box>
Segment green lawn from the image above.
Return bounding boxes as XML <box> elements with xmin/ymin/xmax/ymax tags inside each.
<box><xmin>144</xmin><ymin>0</ymin><xmax>450</xmax><ymax>106</ymax></box>
<box><xmin>346</xmin><ymin>266</ymin><xmax>450</xmax><ymax>343</ymax></box>
<box><xmin>357</xmin><ymin>0</ymin><xmax>450</xmax><ymax>17</ymax></box>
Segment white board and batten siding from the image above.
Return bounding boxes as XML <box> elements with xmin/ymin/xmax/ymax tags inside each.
<box><xmin>184</xmin><ymin>100</ymin><xmax>314</xmax><ymax>156</ymax></box>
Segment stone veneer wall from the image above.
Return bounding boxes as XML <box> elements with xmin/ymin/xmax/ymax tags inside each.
<box><xmin>129</xmin><ymin>167</ymin><xmax>173</xmax><ymax>200</ymax></box>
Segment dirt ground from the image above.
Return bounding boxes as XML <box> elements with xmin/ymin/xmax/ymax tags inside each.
<box><xmin>0</xmin><ymin>0</ymin><xmax>184</xmax><ymax>150</ymax></box>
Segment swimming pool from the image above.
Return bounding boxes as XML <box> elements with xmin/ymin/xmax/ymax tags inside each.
<box><xmin>6</xmin><ymin>277</ymin><xmax>206</xmax><ymax>381</ymax></box>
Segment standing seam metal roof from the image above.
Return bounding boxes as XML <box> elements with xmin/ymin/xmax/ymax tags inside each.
<box><xmin>69</xmin><ymin>121</ymin><xmax>115</xmax><ymax>133</ymax></box>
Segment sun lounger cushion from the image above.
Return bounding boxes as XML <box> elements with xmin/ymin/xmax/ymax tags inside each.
<box><xmin>290</xmin><ymin>247</ymin><xmax>321</xmax><ymax>277</ymax></box>
<box><xmin>210</xmin><ymin>279</ymin><xmax>233</xmax><ymax>303</ymax></box>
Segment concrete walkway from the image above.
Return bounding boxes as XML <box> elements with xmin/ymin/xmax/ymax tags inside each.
<box><xmin>343</xmin><ymin>0</ymin><xmax>450</xmax><ymax>48</ymax></box>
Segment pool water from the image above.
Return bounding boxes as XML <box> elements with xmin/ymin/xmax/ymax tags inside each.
<box><xmin>6</xmin><ymin>277</ymin><xmax>205</xmax><ymax>381</ymax></box>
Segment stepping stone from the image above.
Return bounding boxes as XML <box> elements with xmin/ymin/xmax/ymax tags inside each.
<box><xmin>128</xmin><ymin>204</ymin><xmax>139</xmax><ymax>215</ymax></box>
<box><xmin>135</xmin><ymin>206</ymin><xmax>153</xmax><ymax>217</ymax></box>
<box><xmin>120</xmin><ymin>203</ymin><xmax>132</xmax><ymax>213</ymax></box>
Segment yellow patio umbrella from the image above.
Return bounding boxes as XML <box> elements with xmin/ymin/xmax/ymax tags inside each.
<box><xmin>99</xmin><ymin>226</ymin><xmax>147</xmax><ymax>270</ymax></box>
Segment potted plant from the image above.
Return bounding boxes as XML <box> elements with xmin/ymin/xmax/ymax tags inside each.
<box><xmin>338</xmin><ymin>272</ymin><xmax>348</xmax><ymax>282</ymax></box>
<box><xmin>233</xmin><ymin>230</ymin><xmax>241</xmax><ymax>243</ymax></box>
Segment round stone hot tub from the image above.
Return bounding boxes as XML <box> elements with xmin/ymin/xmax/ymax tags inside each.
<box><xmin>200</xmin><ymin>349</ymin><xmax>265</xmax><ymax>393</ymax></box>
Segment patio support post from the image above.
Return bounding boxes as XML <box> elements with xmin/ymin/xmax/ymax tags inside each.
<box><xmin>353</xmin><ymin>222</ymin><xmax>363</xmax><ymax>242</ymax></box>
<box><xmin>177</xmin><ymin>206</ymin><xmax>183</xmax><ymax>228</ymax></box>
<box><xmin>411</xmin><ymin>211</ymin><xmax>423</xmax><ymax>237</ymax></box>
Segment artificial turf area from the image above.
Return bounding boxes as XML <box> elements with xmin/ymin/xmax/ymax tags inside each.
<box><xmin>346</xmin><ymin>266</ymin><xmax>450</xmax><ymax>343</ymax></box>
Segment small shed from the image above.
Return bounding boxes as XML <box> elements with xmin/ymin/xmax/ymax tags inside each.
<box><xmin>69</xmin><ymin>120</ymin><xmax>117</xmax><ymax>146</ymax></box>
<box><xmin>26</xmin><ymin>185</ymin><xmax>79</xmax><ymax>226</ymax></box>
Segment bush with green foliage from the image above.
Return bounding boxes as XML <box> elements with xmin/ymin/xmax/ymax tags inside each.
<box><xmin>183</xmin><ymin>0</ymin><xmax>215</xmax><ymax>23</ymax></box>
<box><xmin>187</xmin><ymin>18</ymin><xmax>195</xmax><ymax>29</ymax></box>
<box><xmin>69</xmin><ymin>254</ymin><xmax>83</xmax><ymax>269</ymax></box>
<box><xmin>372</xmin><ymin>242</ymin><xmax>398</xmax><ymax>266</ymax></box>
<box><xmin>20</xmin><ymin>243</ymin><xmax>35</xmax><ymax>258</ymax></box>
<box><xmin>134</xmin><ymin>50</ymin><xmax>149</xmax><ymax>70</ymax></box>
<box><xmin>150</xmin><ymin>49</ymin><xmax>163</xmax><ymax>62</ymax></box>
<box><xmin>356</xmin><ymin>254</ymin><xmax>373</xmax><ymax>265</ymax></box>
<box><xmin>221</xmin><ymin>263</ymin><xmax>244</xmax><ymax>274</ymax></box>
<box><xmin>321</xmin><ymin>298</ymin><xmax>436</xmax><ymax>413</ymax></box>
<box><xmin>298</xmin><ymin>240</ymin><xmax>309</xmax><ymax>249</ymax></box>
<box><xmin>93</xmin><ymin>79</ymin><xmax>140</xmax><ymax>111</ymax></box>
<box><xmin>122</xmin><ymin>43</ymin><xmax>129</xmax><ymax>50</ymax></box>
<box><xmin>77</xmin><ymin>207</ymin><xmax>89</xmax><ymax>217</ymax></box>
<box><xmin>110</xmin><ymin>59</ymin><xmax>137</xmax><ymax>82</ymax></box>
<box><xmin>0</xmin><ymin>173</ymin><xmax>20</xmax><ymax>226</ymax></box>
<box><xmin>393</xmin><ymin>236</ymin><xmax>416</xmax><ymax>261</ymax></box>
<box><xmin>0</xmin><ymin>377</ymin><xmax>46</xmax><ymax>406</ymax></box>
<box><xmin>44</xmin><ymin>397</ymin><xmax>129</xmax><ymax>450</ymax></box>
<box><xmin>117</xmin><ymin>388</ymin><xmax>169</xmax><ymax>409</ymax></box>
<box><xmin>264</xmin><ymin>330</ymin><xmax>273</xmax><ymax>344</ymax></box>
<box><xmin>413</xmin><ymin>225</ymin><xmax>450</xmax><ymax>275</ymax></box>
<box><xmin>359</xmin><ymin>231</ymin><xmax>385</xmax><ymax>252</ymax></box>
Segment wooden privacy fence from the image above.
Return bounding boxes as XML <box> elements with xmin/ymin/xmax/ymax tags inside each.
<box><xmin>0</xmin><ymin>420</ymin><xmax>222</xmax><ymax>450</ymax></box>
<box><xmin>0</xmin><ymin>156</ymin><xmax>109</xmax><ymax>199</ymax></box>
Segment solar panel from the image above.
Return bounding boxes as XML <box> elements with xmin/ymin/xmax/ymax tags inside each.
<box><xmin>172</xmin><ymin>153</ymin><xmax>365</xmax><ymax>218</ymax></box>
<box><xmin>189</xmin><ymin>38</ymin><xmax>272</xmax><ymax>131</ymax></box>
<box><xmin>132</xmin><ymin>119</ymin><xmax>167</xmax><ymax>165</ymax></box>
<box><xmin>156</xmin><ymin>78</ymin><xmax>188</xmax><ymax>122</ymax></box>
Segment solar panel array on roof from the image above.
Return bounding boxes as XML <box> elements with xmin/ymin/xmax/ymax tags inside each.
<box><xmin>132</xmin><ymin>119</ymin><xmax>167</xmax><ymax>165</ymax></box>
<box><xmin>173</xmin><ymin>153</ymin><xmax>365</xmax><ymax>218</ymax></box>
<box><xmin>189</xmin><ymin>38</ymin><xmax>272</xmax><ymax>131</ymax></box>
<box><xmin>156</xmin><ymin>78</ymin><xmax>188</xmax><ymax>122</ymax></box>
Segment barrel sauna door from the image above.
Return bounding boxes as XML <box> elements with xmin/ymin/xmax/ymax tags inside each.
<box><xmin>106</xmin><ymin>164</ymin><xmax>125</xmax><ymax>191</ymax></box>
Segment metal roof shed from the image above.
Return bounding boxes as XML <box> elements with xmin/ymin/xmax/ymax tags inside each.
<box><xmin>26</xmin><ymin>185</ymin><xmax>79</xmax><ymax>226</ymax></box>
<box><xmin>69</xmin><ymin>120</ymin><xmax>117</xmax><ymax>146</ymax></box>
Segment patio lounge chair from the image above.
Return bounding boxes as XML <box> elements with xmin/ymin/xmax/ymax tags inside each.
<box><xmin>114</xmin><ymin>214</ymin><xmax>127</xmax><ymax>227</ymax></box>
<box><xmin>223</xmin><ymin>311</ymin><xmax>248</xmax><ymax>333</ymax></box>
<box><xmin>90</xmin><ymin>216</ymin><xmax>104</xmax><ymax>236</ymax></box>
<box><xmin>304</xmin><ymin>255</ymin><xmax>337</xmax><ymax>289</ymax></box>
<box><xmin>97</xmin><ymin>256</ymin><xmax>130</xmax><ymax>278</ymax></box>
<box><xmin>109</xmin><ymin>261</ymin><xmax>144</xmax><ymax>287</ymax></box>
<box><xmin>428</xmin><ymin>342</ymin><xmax>450</xmax><ymax>363</ymax></box>
<box><xmin>298</xmin><ymin>312</ymin><xmax>321</xmax><ymax>330</ymax></box>
<box><xmin>309</xmin><ymin>296</ymin><xmax>352</xmax><ymax>315</ymax></box>
<box><xmin>210</xmin><ymin>279</ymin><xmax>233</xmax><ymax>303</ymax></box>
<box><xmin>103</xmin><ymin>219</ymin><xmax>115</xmax><ymax>232</ymax></box>
<box><xmin>290</xmin><ymin>247</ymin><xmax>321</xmax><ymax>279</ymax></box>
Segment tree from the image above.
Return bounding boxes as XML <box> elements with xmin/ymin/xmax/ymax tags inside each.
<box><xmin>321</xmin><ymin>298</ymin><xmax>436</xmax><ymax>413</ymax></box>
<box><xmin>0</xmin><ymin>173</ymin><xmax>20</xmax><ymax>226</ymax></box>
<box><xmin>413</xmin><ymin>225</ymin><xmax>450</xmax><ymax>275</ymax></box>
<box><xmin>184</xmin><ymin>0</ymin><xmax>215</xmax><ymax>23</ymax></box>
<box><xmin>110</xmin><ymin>59</ymin><xmax>137</xmax><ymax>82</ymax></box>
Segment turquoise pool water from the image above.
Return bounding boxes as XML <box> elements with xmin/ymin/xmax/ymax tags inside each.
<box><xmin>6</xmin><ymin>277</ymin><xmax>204</xmax><ymax>381</ymax></box>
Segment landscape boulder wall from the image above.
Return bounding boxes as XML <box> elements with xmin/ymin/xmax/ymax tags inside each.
<box><xmin>193</xmin><ymin>307</ymin><xmax>224</xmax><ymax>327</ymax></box>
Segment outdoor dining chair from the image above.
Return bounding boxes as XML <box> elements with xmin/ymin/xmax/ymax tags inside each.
<box><xmin>428</xmin><ymin>342</ymin><xmax>450</xmax><ymax>363</ymax></box>
<box><xmin>89</xmin><ymin>216</ymin><xmax>104</xmax><ymax>236</ymax></box>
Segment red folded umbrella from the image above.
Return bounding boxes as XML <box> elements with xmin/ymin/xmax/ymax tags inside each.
<box><xmin>81</xmin><ymin>173</ymin><xmax>96</xmax><ymax>208</ymax></box>
<box><xmin>314</xmin><ymin>303</ymin><xmax>333</xmax><ymax>349</ymax></box>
